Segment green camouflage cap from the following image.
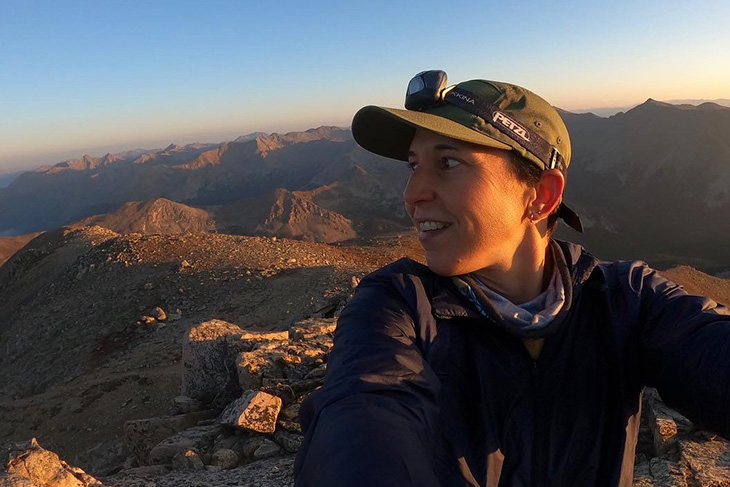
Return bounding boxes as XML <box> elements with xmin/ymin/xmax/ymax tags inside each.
<box><xmin>351</xmin><ymin>76</ymin><xmax>582</xmax><ymax>232</ymax></box>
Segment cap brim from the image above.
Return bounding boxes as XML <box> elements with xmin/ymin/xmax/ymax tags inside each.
<box><xmin>352</xmin><ymin>105</ymin><xmax>512</xmax><ymax>162</ymax></box>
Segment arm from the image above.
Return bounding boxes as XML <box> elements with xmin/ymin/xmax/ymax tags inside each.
<box><xmin>635</xmin><ymin>262</ymin><xmax>730</xmax><ymax>437</ymax></box>
<box><xmin>294</xmin><ymin>270</ymin><xmax>441</xmax><ymax>487</ymax></box>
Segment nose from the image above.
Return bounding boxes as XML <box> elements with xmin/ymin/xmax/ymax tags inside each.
<box><xmin>403</xmin><ymin>166</ymin><xmax>437</xmax><ymax>210</ymax></box>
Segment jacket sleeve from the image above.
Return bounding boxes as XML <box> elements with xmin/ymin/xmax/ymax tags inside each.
<box><xmin>635</xmin><ymin>262</ymin><xmax>730</xmax><ymax>437</ymax></box>
<box><xmin>293</xmin><ymin>270</ymin><xmax>441</xmax><ymax>486</ymax></box>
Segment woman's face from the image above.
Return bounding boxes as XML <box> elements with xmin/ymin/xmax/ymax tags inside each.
<box><xmin>405</xmin><ymin>128</ymin><xmax>533</xmax><ymax>276</ymax></box>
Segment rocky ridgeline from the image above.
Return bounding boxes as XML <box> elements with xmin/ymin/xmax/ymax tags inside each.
<box><xmin>3</xmin><ymin>313</ymin><xmax>730</xmax><ymax>486</ymax></box>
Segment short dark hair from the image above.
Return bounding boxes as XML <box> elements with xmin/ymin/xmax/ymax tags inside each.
<box><xmin>505</xmin><ymin>153</ymin><xmax>560</xmax><ymax>233</ymax></box>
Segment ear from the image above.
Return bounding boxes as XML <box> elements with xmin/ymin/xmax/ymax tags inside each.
<box><xmin>527</xmin><ymin>169</ymin><xmax>565</xmax><ymax>222</ymax></box>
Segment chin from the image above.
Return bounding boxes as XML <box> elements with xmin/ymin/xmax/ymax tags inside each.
<box><xmin>424</xmin><ymin>255</ymin><xmax>466</xmax><ymax>277</ymax></box>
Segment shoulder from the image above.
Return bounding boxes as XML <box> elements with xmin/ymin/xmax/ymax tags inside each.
<box><xmin>362</xmin><ymin>257</ymin><xmax>435</xmax><ymax>282</ymax></box>
<box><xmin>354</xmin><ymin>257</ymin><xmax>440</xmax><ymax>311</ymax></box>
<box><xmin>554</xmin><ymin>238</ymin><xmax>674</xmax><ymax>293</ymax></box>
<box><xmin>341</xmin><ymin>258</ymin><xmax>443</xmax><ymax>343</ymax></box>
<box><xmin>555</xmin><ymin>239</ymin><xmax>639</xmax><ymax>275</ymax></box>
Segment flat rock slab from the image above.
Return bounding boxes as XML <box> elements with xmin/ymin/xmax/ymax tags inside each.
<box><xmin>288</xmin><ymin>318</ymin><xmax>336</xmax><ymax>341</ymax></box>
<box><xmin>148</xmin><ymin>424</ymin><xmax>223</xmax><ymax>465</ymax></box>
<box><xmin>634</xmin><ymin>457</ymin><xmax>689</xmax><ymax>487</ymax></box>
<box><xmin>680</xmin><ymin>436</ymin><xmax>730</xmax><ymax>486</ymax></box>
<box><xmin>104</xmin><ymin>454</ymin><xmax>296</xmax><ymax>487</ymax></box>
<box><xmin>172</xmin><ymin>395</ymin><xmax>205</xmax><ymax>414</ymax></box>
<box><xmin>219</xmin><ymin>391</ymin><xmax>282</xmax><ymax>434</ymax></box>
<box><xmin>124</xmin><ymin>409</ymin><xmax>219</xmax><ymax>464</ymax></box>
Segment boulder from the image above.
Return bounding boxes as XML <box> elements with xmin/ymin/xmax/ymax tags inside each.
<box><xmin>240</xmin><ymin>436</ymin><xmax>268</xmax><ymax>459</ymax></box>
<box><xmin>280</xmin><ymin>403</ymin><xmax>300</xmax><ymax>421</ymax></box>
<box><xmin>218</xmin><ymin>391</ymin><xmax>282</xmax><ymax>434</ymax></box>
<box><xmin>273</xmin><ymin>430</ymin><xmax>303</xmax><ymax>454</ymax></box>
<box><xmin>212</xmin><ymin>433</ymin><xmax>239</xmax><ymax>452</ymax></box>
<box><xmin>209</xmin><ymin>449</ymin><xmax>239</xmax><ymax>470</ymax></box>
<box><xmin>644</xmin><ymin>388</ymin><xmax>693</xmax><ymax>456</ymax></box>
<box><xmin>182</xmin><ymin>321</ymin><xmax>291</xmax><ymax>407</ymax></box>
<box><xmin>123</xmin><ymin>409</ymin><xmax>219</xmax><ymax>464</ymax></box>
<box><xmin>171</xmin><ymin>395</ymin><xmax>205</xmax><ymax>414</ymax></box>
<box><xmin>170</xmin><ymin>449</ymin><xmax>204</xmax><ymax>471</ymax></box>
<box><xmin>148</xmin><ymin>424</ymin><xmax>223</xmax><ymax>465</ymax></box>
<box><xmin>239</xmin><ymin>331</ymin><xmax>288</xmax><ymax>343</ymax></box>
<box><xmin>151</xmin><ymin>307</ymin><xmax>167</xmax><ymax>321</ymax></box>
<box><xmin>288</xmin><ymin>318</ymin><xmax>336</xmax><ymax>342</ymax></box>
<box><xmin>260</xmin><ymin>383</ymin><xmax>297</xmax><ymax>406</ymax></box>
<box><xmin>181</xmin><ymin>320</ymin><xmax>247</xmax><ymax>406</ymax></box>
<box><xmin>236</xmin><ymin>351</ymin><xmax>284</xmax><ymax>391</ymax></box>
<box><xmin>252</xmin><ymin>439</ymin><xmax>281</xmax><ymax>460</ymax></box>
<box><xmin>304</xmin><ymin>364</ymin><xmax>327</xmax><ymax>380</ymax></box>
<box><xmin>1</xmin><ymin>439</ymin><xmax>100</xmax><ymax>487</ymax></box>
<box><xmin>277</xmin><ymin>419</ymin><xmax>302</xmax><ymax>434</ymax></box>
<box><xmin>633</xmin><ymin>458</ymin><xmax>688</xmax><ymax>487</ymax></box>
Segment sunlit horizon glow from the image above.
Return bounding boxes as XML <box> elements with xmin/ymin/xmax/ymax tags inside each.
<box><xmin>1</xmin><ymin>0</ymin><xmax>729</xmax><ymax>172</ymax></box>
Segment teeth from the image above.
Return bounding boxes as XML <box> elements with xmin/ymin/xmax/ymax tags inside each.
<box><xmin>419</xmin><ymin>221</ymin><xmax>450</xmax><ymax>231</ymax></box>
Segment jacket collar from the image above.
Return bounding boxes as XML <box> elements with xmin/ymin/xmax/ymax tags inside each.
<box><xmin>430</xmin><ymin>239</ymin><xmax>599</xmax><ymax>323</ymax></box>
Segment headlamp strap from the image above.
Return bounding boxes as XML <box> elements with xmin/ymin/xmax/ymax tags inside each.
<box><xmin>443</xmin><ymin>87</ymin><xmax>565</xmax><ymax>172</ymax></box>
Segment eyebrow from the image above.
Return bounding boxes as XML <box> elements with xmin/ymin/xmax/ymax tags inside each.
<box><xmin>408</xmin><ymin>143</ymin><xmax>461</xmax><ymax>157</ymax></box>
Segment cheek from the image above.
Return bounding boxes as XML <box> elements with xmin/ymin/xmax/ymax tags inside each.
<box><xmin>460</xmin><ymin>183</ymin><xmax>525</xmax><ymax>232</ymax></box>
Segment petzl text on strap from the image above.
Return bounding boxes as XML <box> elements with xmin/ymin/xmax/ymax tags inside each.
<box><xmin>443</xmin><ymin>87</ymin><xmax>565</xmax><ymax>172</ymax></box>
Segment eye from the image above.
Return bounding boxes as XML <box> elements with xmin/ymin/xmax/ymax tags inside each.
<box><xmin>405</xmin><ymin>161</ymin><xmax>418</xmax><ymax>171</ymax></box>
<box><xmin>442</xmin><ymin>157</ymin><xmax>461</xmax><ymax>169</ymax></box>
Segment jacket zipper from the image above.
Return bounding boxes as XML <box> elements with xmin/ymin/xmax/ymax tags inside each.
<box><xmin>530</xmin><ymin>357</ymin><xmax>541</xmax><ymax>487</ymax></box>
<box><xmin>470</xmin><ymin>312</ymin><xmax>547</xmax><ymax>487</ymax></box>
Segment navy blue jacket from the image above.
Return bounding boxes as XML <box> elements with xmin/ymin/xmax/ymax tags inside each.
<box><xmin>294</xmin><ymin>241</ymin><xmax>730</xmax><ymax>486</ymax></box>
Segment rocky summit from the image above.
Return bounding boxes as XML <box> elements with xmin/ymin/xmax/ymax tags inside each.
<box><xmin>1</xmin><ymin>227</ymin><xmax>729</xmax><ymax>486</ymax></box>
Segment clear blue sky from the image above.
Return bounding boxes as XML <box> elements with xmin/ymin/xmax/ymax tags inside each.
<box><xmin>1</xmin><ymin>0</ymin><xmax>729</xmax><ymax>171</ymax></box>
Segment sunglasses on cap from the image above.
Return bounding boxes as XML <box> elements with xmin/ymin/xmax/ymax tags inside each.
<box><xmin>404</xmin><ymin>70</ymin><xmax>566</xmax><ymax>174</ymax></box>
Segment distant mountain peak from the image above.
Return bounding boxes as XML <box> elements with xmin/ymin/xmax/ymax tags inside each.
<box><xmin>622</xmin><ymin>98</ymin><xmax>679</xmax><ymax>116</ymax></box>
<box><xmin>632</xmin><ymin>98</ymin><xmax>730</xmax><ymax>113</ymax></box>
<box><xmin>74</xmin><ymin>198</ymin><xmax>216</xmax><ymax>235</ymax></box>
<box><xmin>642</xmin><ymin>98</ymin><xmax>672</xmax><ymax>107</ymax></box>
<box><xmin>697</xmin><ymin>101</ymin><xmax>728</xmax><ymax>111</ymax></box>
<box><xmin>233</xmin><ymin>132</ymin><xmax>268</xmax><ymax>143</ymax></box>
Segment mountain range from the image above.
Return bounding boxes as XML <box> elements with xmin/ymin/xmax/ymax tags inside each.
<box><xmin>556</xmin><ymin>99</ymin><xmax>730</xmax><ymax>269</ymax></box>
<box><xmin>1</xmin><ymin>100</ymin><xmax>730</xmax><ymax>270</ymax></box>
<box><xmin>574</xmin><ymin>98</ymin><xmax>730</xmax><ymax>117</ymax></box>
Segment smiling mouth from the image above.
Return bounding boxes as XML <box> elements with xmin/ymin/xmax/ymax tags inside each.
<box><xmin>419</xmin><ymin>221</ymin><xmax>451</xmax><ymax>231</ymax></box>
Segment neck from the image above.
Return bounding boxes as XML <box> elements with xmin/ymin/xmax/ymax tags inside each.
<box><xmin>473</xmin><ymin>230</ymin><xmax>552</xmax><ymax>305</ymax></box>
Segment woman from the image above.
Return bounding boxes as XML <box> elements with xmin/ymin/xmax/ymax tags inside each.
<box><xmin>293</xmin><ymin>70</ymin><xmax>730</xmax><ymax>486</ymax></box>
